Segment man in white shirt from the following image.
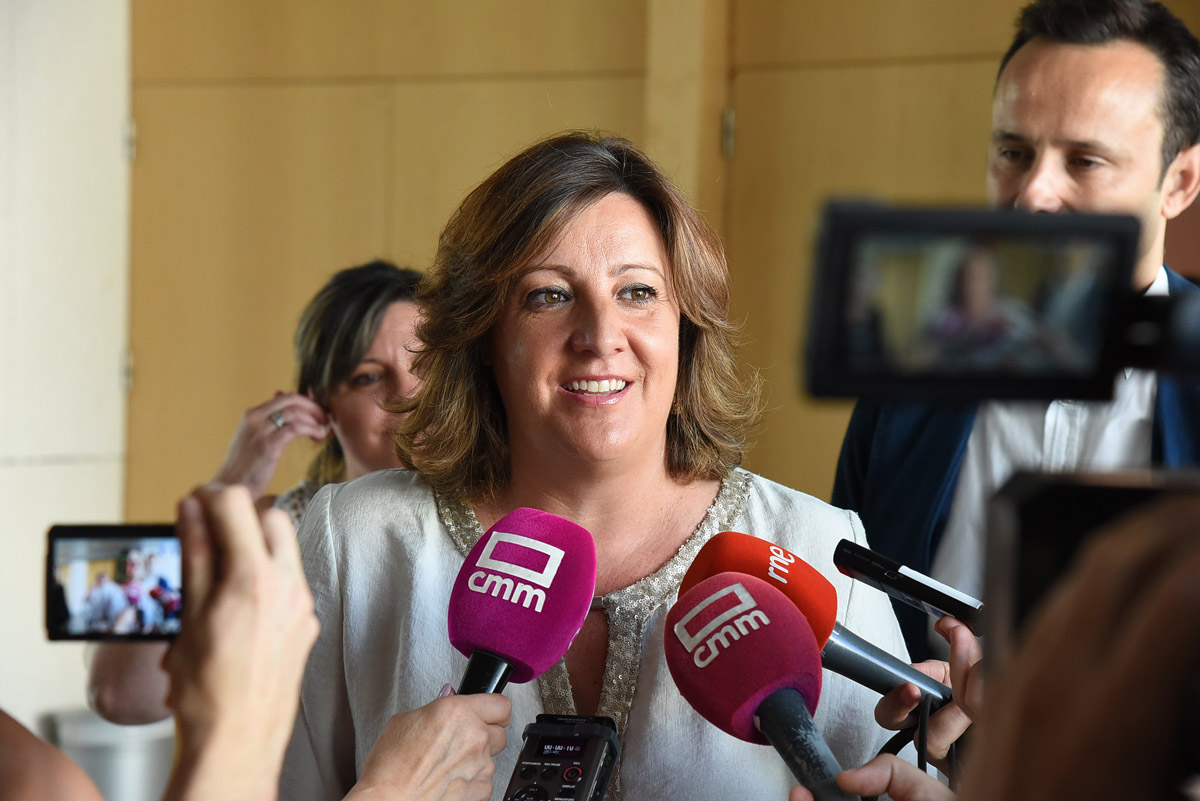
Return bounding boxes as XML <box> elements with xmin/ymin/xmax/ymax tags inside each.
<box><xmin>834</xmin><ymin>0</ymin><xmax>1200</xmax><ymax>660</ymax></box>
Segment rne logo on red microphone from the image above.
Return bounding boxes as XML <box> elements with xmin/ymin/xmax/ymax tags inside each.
<box><xmin>467</xmin><ymin>531</ymin><xmax>565</xmax><ymax>613</ymax></box>
<box><xmin>673</xmin><ymin>582</ymin><xmax>771</xmax><ymax>668</ymax></box>
<box><xmin>766</xmin><ymin>545</ymin><xmax>796</xmax><ymax>584</ymax></box>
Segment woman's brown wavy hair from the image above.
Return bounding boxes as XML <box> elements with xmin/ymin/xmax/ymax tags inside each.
<box><xmin>392</xmin><ymin>131</ymin><xmax>761</xmax><ymax>500</ymax></box>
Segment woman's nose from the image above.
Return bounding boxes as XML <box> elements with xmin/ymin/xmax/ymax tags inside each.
<box><xmin>569</xmin><ymin>299</ymin><xmax>625</xmax><ymax>356</ymax></box>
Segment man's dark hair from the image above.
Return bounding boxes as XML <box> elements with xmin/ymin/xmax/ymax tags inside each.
<box><xmin>998</xmin><ymin>0</ymin><xmax>1200</xmax><ymax>172</ymax></box>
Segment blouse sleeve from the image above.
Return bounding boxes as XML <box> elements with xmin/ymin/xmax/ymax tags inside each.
<box><xmin>279</xmin><ymin>484</ymin><xmax>357</xmax><ymax>800</ymax></box>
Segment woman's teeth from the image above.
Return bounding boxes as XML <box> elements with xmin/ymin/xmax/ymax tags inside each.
<box><xmin>567</xmin><ymin>379</ymin><xmax>627</xmax><ymax>395</ymax></box>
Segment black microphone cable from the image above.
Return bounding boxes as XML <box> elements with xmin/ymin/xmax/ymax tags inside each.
<box><xmin>863</xmin><ymin>691</ymin><xmax>942</xmax><ymax>801</ymax></box>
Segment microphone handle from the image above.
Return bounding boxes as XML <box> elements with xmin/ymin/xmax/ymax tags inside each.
<box><xmin>823</xmin><ymin>625</ymin><xmax>952</xmax><ymax>709</ymax></box>
<box><xmin>458</xmin><ymin>649</ymin><xmax>513</xmax><ymax>694</ymax></box>
<box><xmin>755</xmin><ymin>688</ymin><xmax>861</xmax><ymax>801</ymax></box>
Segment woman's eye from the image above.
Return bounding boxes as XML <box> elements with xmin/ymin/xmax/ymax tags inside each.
<box><xmin>351</xmin><ymin>372</ymin><xmax>381</xmax><ymax>387</ymax></box>
<box><xmin>528</xmin><ymin>287</ymin><xmax>570</xmax><ymax>306</ymax></box>
<box><xmin>623</xmin><ymin>284</ymin><xmax>658</xmax><ymax>302</ymax></box>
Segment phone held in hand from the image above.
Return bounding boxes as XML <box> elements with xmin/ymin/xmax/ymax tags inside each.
<box><xmin>834</xmin><ymin>538</ymin><xmax>983</xmax><ymax>634</ymax></box>
<box><xmin>46</xmin><ymin>523</ymin><xmax>182</xmax><ymax>641</ymax></box>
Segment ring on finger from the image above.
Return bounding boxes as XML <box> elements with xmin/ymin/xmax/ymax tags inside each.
<box><xmin>270</xmin><ymin>410</ymin><xmax>287</xmax><ymax>429</ymax></box>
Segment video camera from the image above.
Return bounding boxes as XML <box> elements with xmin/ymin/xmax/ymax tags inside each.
<box><xmin>803</xmin><ymin>200</ymin><xmax>1200</xmax><ymax>656</ymax></box>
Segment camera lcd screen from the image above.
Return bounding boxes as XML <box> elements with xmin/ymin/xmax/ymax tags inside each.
<box><xmin>806</xmin><ymin>203</ymin><xmax>1140</xmax><ymax>401</ymax></box>
<box><xmin>46</xmin><ymin>524</ymin><xmax>182</xmax><ymax>640</ymax></box>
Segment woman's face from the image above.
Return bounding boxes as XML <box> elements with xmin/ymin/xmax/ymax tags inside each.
<box><xmin>488</xmin><ymin>192</ymin><xmax>681</xmax><ymax>472</ymax></box>
<box><xmin>325</xmin><ymin>300</ymin><xmax>421</xmax><ymax>480</ymax></box>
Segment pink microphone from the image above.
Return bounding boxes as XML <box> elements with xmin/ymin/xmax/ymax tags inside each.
<box><xmin>448</xmin><ymin>507</ymin><xmax>596</xmax><ymax>694</ymax></box>
<box><xmin>665</xmin><ymin>572</ymin><xmax>859</xmax><ymax>801</ymax></box>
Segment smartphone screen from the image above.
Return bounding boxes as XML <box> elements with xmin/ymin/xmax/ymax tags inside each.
<box><xmin>46</xmin><ymin>524</ymin><xmax>182</xmax><ymax>640</ymax></box>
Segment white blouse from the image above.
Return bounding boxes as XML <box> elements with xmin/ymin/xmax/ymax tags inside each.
<box><xmin>281</xmin><ymin>468</ymin><xmax>910</xmax><ymax>801</ymax></box>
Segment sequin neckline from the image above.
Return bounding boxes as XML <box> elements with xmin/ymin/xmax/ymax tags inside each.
<box><xmin>435</xmin><ymin>469</ymin><xmax>752</xmax><ymax>801</ymax></box>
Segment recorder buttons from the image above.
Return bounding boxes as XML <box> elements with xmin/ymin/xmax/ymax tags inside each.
<box><xmin>563</xmin><ymin>766</ymin><xmax>583</xmax><ymax>783</ymax></box>
<box><xmin>509</xmin><ymin>787</ymin><xmax>549</xmax><ymax>801</ymax></box>
<box><xmin>519</xmin><ymin>765</ymin><xmax>537</xmax><ymax>780</ymax></box>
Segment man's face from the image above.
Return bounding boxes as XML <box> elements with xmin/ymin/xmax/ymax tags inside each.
<box><xmin>988</xmin><ymin>39</ymin><xmax>1174</xmax><ymax>289</ymax></box>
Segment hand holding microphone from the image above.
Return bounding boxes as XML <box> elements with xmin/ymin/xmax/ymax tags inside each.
<box><xmin>788</xmin><ymin>754</ymin><xmax>955</xmax><ymax>801</ymax></box>
<box><xmin>348</xmin><ymin>690</ymin><xmax>511</xmax><ymax>801</ymax></box>
<box><xmin>447</xmin><ymin>507</ymin><xmax>596</xmax><ymax>694</ymax></box>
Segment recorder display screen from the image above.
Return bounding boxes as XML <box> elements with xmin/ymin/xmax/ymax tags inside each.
<box><xmin>539</xmin><ymin>738</ymin><xmax>585</xmax><ymax>759</ymax></box>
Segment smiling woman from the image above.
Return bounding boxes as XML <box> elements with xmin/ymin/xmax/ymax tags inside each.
<box><xmin>487</xmin><ymin>194</ymin><xmax>682</xmax><ymax>477</ymax></box>
<box><xmin>281</xmin><ymin>132</ymin><xmax>929</xmax><ymax>801</ymax></box>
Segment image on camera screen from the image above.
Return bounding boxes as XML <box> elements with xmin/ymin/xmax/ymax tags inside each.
<box><xmin>48</xmin><ymin>532</ymin><xmax>182</xmax><ymax>639</ymax></box>
<box><xmin>846</xmin><ymin>233</ymin><xmax>1115</xmax><ymax>379</ymax></box>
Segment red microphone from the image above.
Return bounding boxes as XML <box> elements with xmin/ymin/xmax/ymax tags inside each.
<box><xmin>665</xmin><ymin>572</ymin><xmax>858</xmax><ymax>801</ymax></box>
<box><xmin>680</xmin><ymin>531</ymin><xmax>951</xmax><ymax>707</ymax></box>
<box><xmin>448</xmin><ymin>507</ymin><xmax>596</xmax><ymax>694</ymax></box>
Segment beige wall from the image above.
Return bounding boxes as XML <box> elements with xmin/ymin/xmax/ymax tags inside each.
<box><xmin>0</xmin><ymin>0</ymin><xmax>130</xmax><ymax>730</ymax></box>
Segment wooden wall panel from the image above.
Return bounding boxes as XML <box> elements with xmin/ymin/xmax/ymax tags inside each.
<box><xmin>126</xmin><ymin>86</ymin><xmax>392</xmax><ymax>520</ymax></box>
<box><xmin>733</xmin><ymin>0</ymin><xmax>1025</xmax><ymax>67</ymax></box>
<box><xmin>133</xmin><ymin>0</ymin><xmax>646</xmax><ymax>82</ymax></box>
<box><xmin>734</xmin><ymin>1</ymin><xmax>1200</xmax><ymax>70</ymax></box>
<box><xmin>388</xmin><ymin>78</ymin><xmax>645</xmax><ymax>272</ymax></box>
<box><xmin>727</xmin><ymin>61</ymin><xmax>996</xmax><ymax>499</ymax></box>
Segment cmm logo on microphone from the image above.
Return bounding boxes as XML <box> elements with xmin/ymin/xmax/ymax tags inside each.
<box><xmin>467</xmin><ymin>531</ymin><xmax>565</xmax><ymax>613</ymax></box>
<box><xmin>673</xmin><ymin>582</ymin><xmax>770</xmax><ymax>668</ymax></box>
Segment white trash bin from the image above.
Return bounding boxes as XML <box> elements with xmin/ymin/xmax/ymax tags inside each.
<box><xmin>53</xmin><ymin>708</ymin><xmax>174</xmax><ymax>801</ymax></box>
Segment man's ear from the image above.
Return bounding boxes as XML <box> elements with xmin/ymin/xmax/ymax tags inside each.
<box><xmin>1162</xmin><ymin>142</ymin><xmax>1200</xmax><ymax>220</ymax></box>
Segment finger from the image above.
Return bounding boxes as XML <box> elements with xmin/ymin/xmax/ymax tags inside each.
<box><xmin>195</xmin><ymin>484</ymin><xmax>269</xmax><ymax>578</ymax></box>
<box><xmin>263</xmin><ymin>406</ymin><xmax>329</xmax><ymax>443</ymax></box>
<box><xmin>789</xmin><ymin>785</ymin><xmax>814</xmax><ymax>801</ymax></box>
<box><xmin>465</xmin><ymin>692</ymin><xmax>512</xmax><ymax>727</ymax></box>
<box><xmin>263</xmin><ymin>393</ymin><xmax>329</xmax><ymax>425</ymax></box>
<box><xmin>176</xmin><ymin>493</ymin><xmax>214</xmax><ymax>620</ymax></box>
<box><xmin>838</xmin><ymin>755</ymin><xmax>954</xmax><ymax>801</ymax></box>
<box><xmin>907</xmin><ymin>659</ymin><xmax>952</xmax><ymax>684</ymax></box>
<box><xmin>259</xmin><ymin>506</ymin><xmax>301</xmax><ymax>572</ymax></box>
<box><xmin>875</xmin><ymin>681</ymin><xmax>923</xmax><ymax>729</ymax></box>
<box><xmin>923</xmin><ymin>700</ymin><xmax>972</xmax><ymax>760</ymax></box>
<box><xmin>287</xmin><ymin>393</ymin><xmax>329</xmax><ymax>422</ymax></box>
<box><xmin>936</xmin><ymin>617</ymin><xmax>984</xmax><ymax>717</ymax></box>
<box><xmin>485</xmin><ymin>723</ymin><xmax>507</xmax><ymax>757</ymax></box>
